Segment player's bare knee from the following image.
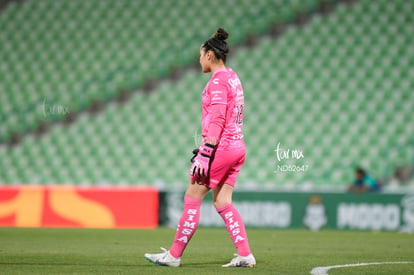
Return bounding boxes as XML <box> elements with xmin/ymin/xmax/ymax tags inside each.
<box><xmin>185</xmin><ymin>181</ymin><xmax>209</xmax><ymax>200</ymax></box>
<box><xmin>214</xmin><ymin>198</ymin><xmax>231</xmax><ymax>209</ymax></box>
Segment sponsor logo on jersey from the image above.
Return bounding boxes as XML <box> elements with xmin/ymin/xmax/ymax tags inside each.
<box><xmin>228</xmin><ymin>78</ymin><xmax>241</xmax><ymax>88</ymax></box>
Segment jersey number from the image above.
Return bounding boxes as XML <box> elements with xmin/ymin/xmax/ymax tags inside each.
<box><xmin>236</xmin><ymin>104</ymin><xmax>244</xmax><ymax>125</ymax></box>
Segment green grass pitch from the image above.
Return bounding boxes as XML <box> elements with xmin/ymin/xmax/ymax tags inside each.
<box><xmin>0</xmin><ymin>227</ymin><xmax>413</xmax><ymax>274</ymax></box>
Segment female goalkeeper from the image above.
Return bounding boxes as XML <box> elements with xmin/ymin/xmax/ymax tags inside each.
<box><xmin>145</xmin><ymin>28</ymin><xmax>255</xmax><ymax>268</ymax></box>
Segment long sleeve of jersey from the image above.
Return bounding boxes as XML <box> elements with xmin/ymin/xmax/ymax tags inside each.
<box><xmin>206</xmin><ymin>104</ymin><xmax>226</xmax><ymax>145</ymax></box>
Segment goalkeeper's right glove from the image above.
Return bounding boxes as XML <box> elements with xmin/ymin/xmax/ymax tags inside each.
<box><xmin>190</xmin><ymin>148</ymin><xmax>199</xmax><ymax>163</ymax></box>
<box><xmin>190</xmin><ymin>143</ymin><xmax>215</xmax><ymax>178</ymax></box>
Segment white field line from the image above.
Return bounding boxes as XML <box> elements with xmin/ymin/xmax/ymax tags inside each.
<box><xmin>310</xmin><ymin>261</ymin><xmax>414</xmax><ymax>275</ymax></box>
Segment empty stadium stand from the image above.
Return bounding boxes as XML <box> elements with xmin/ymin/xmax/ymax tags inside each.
<box><xmin>0</xmin><ymin>0</ymin><xmax>322</xmax><ymax>143</ymax></box>
<box><xmin>0</xmin><ymin>0</ymin><xmax>413</xmax><ymax>190</ymax></box>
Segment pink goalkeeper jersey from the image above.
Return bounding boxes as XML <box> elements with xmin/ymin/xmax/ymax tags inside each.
<box><xmin>201</xmin><ymin>67</ymin><xmax>245</xmax><ymax>151</ymax></box>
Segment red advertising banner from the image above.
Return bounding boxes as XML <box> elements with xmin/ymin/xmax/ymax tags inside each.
<box><xmin>0</xmin><ymin>185</ymin><xmax>159</xmax><ymax>228</ymax></box>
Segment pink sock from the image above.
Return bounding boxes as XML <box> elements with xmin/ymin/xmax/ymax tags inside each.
<box><xmin>169</xmin><ymin>195</ymin><xmax>202</xmax><ymax>258</ymax></box>
<box><xmin>217</xmin><ymin>203</ymin><xmax>251</xmax><ymax>257</ymax></box>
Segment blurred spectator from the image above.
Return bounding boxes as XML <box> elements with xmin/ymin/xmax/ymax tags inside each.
<box><xmin>347</xmin><ymin>168</ymin><xmax>381</xmax><ymax>193</ymax></box>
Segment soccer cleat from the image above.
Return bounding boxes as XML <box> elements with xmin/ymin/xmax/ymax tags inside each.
<box><xmin>222</xmin><ymin>253</ymin><xmax>256</xmax><ymax>268</ymax></box>
<box><xmin>144</xmin><ymin>247</ymin><xmax>181</xmax><ymax>267</ymax></box>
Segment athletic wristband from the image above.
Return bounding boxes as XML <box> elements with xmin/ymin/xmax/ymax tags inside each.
<box><xmin>200</xmin><ymin>143</ymin><xmax>215</xmax><ymax>158</ymax></box>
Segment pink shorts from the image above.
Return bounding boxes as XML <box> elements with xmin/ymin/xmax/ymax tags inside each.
<box><xmin>190</xmin><ymin>146</ymin><xmax>246</xmax><ymax>189</ymax></box>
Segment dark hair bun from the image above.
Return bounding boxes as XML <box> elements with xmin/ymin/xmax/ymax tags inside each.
<box><xmin>214</xmin><ymin>28</ymin><xmax>229</xmax><ymax>41</ymax></box>
<box><xmin>203</xmin><ymin>28</ymin><xmax>230</xmax><ymax>62</ymax></box>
